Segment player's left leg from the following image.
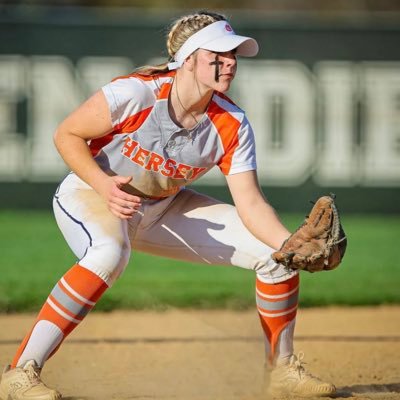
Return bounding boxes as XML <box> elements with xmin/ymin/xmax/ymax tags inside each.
<box><xmin>132</xmin><ymin>188</ymin><xmax>336</xmax><ymax>398</ymax></box>
<box><xmin>132</xmin><ymin>188</ymin><xmax>294</xmax><ymax>281</ymax></box>
<box><xmin>256</xmin><ymin>275</ymin><xmax>336</xmax><ymax>398</ymax></box>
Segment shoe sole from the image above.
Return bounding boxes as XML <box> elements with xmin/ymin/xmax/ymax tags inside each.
<box><xmin>0</xmin><ymin>386</ymin><xmax>62</xmax><ymax>400</ymax></box>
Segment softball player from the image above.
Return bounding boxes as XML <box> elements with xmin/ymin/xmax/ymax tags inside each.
<box><xmin>0</xmin><ymin>11</ymin><xmax>336</xmax><ymax>400</ymax></box>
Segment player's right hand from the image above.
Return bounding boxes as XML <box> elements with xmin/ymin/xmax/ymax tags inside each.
<box><xmin>97</xmin><ymin>175</ymin><xmax>142</xmax><ymax>219</ymax></box>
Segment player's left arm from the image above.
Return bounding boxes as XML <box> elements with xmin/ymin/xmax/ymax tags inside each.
<box><xmin>226</xmin><ymin>170</ymin><xmax>290</xmax><ymax>250</ymax></box>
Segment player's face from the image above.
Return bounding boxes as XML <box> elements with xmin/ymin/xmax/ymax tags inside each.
<box><xmin>194</xmin><ymin>49</ymin><xmax>237</xmax><ymax>93</ymax></box>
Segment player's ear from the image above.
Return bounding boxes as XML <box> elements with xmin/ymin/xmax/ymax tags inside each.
<box><xmin>184</xmin><ymin>53</ymin><xmax>196</xmax><ymax>71</ymax></box>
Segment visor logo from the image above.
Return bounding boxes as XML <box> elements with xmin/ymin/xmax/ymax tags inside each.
<box><xmin>225</xmin><ymin>24</ymin><xmax>233</xmax><ymax>32</ymax></box>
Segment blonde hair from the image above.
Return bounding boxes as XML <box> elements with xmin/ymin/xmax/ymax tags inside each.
<box><xmin>135</xmin><ymin>10</ymin><xmax>226</xmax><ymax>76</ymax></box>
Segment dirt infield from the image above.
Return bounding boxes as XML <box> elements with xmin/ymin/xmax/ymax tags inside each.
<box><xmin>1</xmin><ymin>306</ymin><xmax>399</xmax><ymax>400</ymax></box>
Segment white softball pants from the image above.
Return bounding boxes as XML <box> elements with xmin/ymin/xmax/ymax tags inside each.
<box><xmin>53</xmin><ymin>173</ymin><xmax>297</xmax><ymax>286</ymax></box>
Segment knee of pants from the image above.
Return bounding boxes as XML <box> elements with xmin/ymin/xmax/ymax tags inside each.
<box><xmin>254</xmin><ymin>257</ymin><xmax>299</xmax><ymax>284</ymax></box>
<box><xmin>79</xmin><ymin>239</ymin><xmax>131</xmax><ymax>286</ymax></box>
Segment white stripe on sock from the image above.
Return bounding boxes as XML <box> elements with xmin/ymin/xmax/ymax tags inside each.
<box><xmin>257</xmin><ymin>304</ymin><xmax>298</xmax><ymax>318</ymax></box>
<box><xmin>47</xmin><ymin>298</ymin><xmax>81</xmax><ymax>323</ymax></box>
<box><xmin>256</xmin><ymin>284</ymin><xmax>299</xmax><ymax>300</ymax></box>
<box><xmin>60</xmin><ymin>277</ymin><xmax>96</xmax><ymax>306</ymax></box>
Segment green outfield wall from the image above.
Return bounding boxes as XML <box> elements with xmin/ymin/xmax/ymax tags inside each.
<box><xmin>0</xmin><ymin>6</ymin><xmax>399</xmax><ymax>212</ymax></box>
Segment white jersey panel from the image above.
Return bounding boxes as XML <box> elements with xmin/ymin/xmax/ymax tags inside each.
<box><xmin>102</xmin><ymin>77</ymin><xmax>154</xmax><ymax>127</ymax></box>
<box><xmin>212</xmin><ymin>95</ymin><xmax>257</xmax><ymax>175</ymax></box>
<box><xmin>230</xmin><ymin>117</ymin><xmax>257</xmax><ymax>174</ymax></box>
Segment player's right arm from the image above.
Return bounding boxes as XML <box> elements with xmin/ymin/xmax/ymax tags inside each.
<box><xmin>53</xmin><ymin>90</ymin><xmax>142</xmax><ymax>219</ymax></box>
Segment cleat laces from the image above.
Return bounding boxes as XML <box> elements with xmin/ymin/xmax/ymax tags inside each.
<box><xmin>290</xmin><ymin>352</ymin><xmax>320</xmax><ymax>383</ymax></box>
<box><xmin>24</xmin><ymin>362</ymin><xmax>42</xmax><ymax>387</ymax></box>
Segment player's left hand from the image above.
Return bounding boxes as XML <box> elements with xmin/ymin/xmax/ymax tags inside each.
<box><xmin>271</xmin><ymin>194</ymin><xmax>347</xmax><ymax>272</ymax></box>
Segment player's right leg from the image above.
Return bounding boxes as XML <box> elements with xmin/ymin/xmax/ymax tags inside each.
<box><xmin>0</xmin><ymin>175</ymin><xmax>136</xmax><ymax>400</ymax></box>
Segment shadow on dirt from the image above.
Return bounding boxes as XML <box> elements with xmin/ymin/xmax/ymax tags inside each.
<box><xmin>337</xmin><ymin>382</ymin><xmax>400</xmax><ymax>397</ymax></box>
<box><xmin>63</xmin><ymin>397</ymin><xmax>91</xmax><ymax>400</ymax></box>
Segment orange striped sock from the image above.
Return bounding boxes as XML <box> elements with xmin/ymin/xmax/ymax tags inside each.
<box><xmin>256</xmin><ymin>274</ymin><xmax>299</xmax><ymax>364</ymax></box>
<box><xmin>11</xmin><ymin>264</ymin><xmax>108</xmax><ymax>368</ymax></box>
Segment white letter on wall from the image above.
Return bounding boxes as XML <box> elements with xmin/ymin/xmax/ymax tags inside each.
<box><xmin>77</xmin><ymin>56</ymin><xmax>134</xmax><ymax>94</ymax></box>
<box><xmin>362</xmin><ymin>63</ymin><xmax>400</xmax><ymax>186</ymax></box>
<box><xmin>0</xmin><ymin>56</ymin><xmax>27</xmax><ymax>180</ymax></box>
<box><xmin>29</xmin><ymin>56</ymin><xmax>83</xmax><ymax>180</ymax></box>
<box><xmin>233</xmin><ymin>60</ymin><xmax>314</xmax><ymax>186</ymax></box>
<box><xmin>314</xmin><ymin>62</ymin><xmax>359</xmax><ymax>186</ymax></box>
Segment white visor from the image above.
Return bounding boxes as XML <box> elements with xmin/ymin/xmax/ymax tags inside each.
<box><xmin>168</xmin><ymin>20</ymin><xmax>259</xmax><ymax>70</ymax></box>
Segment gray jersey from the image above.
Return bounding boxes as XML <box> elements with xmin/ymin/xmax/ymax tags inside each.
<box><xmin>89</xmin><ymin>71</ymin><xmax>257</xmax><ymax>198</ymax></box>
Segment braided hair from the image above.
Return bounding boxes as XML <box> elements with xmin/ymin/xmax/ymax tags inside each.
<box><xmin>135</xmin><ymin>10</ymin><xmax>226</xmax><ymax>76</ymax></box>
